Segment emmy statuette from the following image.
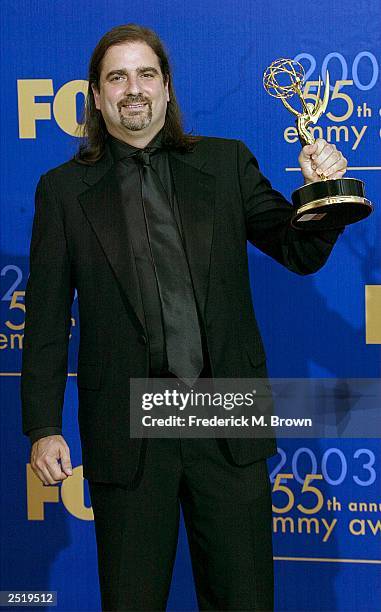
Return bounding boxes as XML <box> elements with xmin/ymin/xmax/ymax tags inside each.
<box><xmin>263</xmin><ymin>59</ymin><xmax>373</xmax><ymax>230</ymax></box>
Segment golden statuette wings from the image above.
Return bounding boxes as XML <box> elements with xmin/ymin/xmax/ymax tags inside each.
<box><xmin>262</xmin><ymin>58</ymin><xmax>330</xmax><ymax>146</ymax></box>
<box><xmin>281</xmin><ymin>71</ymin><xmax>330</xmax><ymax>145</ymax></box>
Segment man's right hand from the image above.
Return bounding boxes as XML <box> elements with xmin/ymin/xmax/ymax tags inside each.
<box><xmin>31</xmin><ymin>435</ymin><xmax>73</xmax><ymax>485</ymax></box>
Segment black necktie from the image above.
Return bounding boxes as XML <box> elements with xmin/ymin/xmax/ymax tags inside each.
<box><xmin>120</xmin><ymin>147</ymin><xmax>204</xmax><ymax>387</ymax></box>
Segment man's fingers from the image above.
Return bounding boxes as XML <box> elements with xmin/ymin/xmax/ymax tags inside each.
<box><xmin>311</xmin><ymin>140</ymin><xmax>347</xmax><ymax>178</ymax></box>
<box><xmin>32</xmin><ymin>461</ymin><xmax>61</xmax><ymax>485</ymax></box>
<box><xmin>299</xmin><ymin>138</ymin><xmax>347</xmax><ymax>184</ymax></box>
<box><xmin>315</xmin><ymin>147</ymin><xmax>339</xmax><ymax>175</ymax></box>
<box><xmin>59</xmin><ymin>447</ymin><xmax>73</xmax><ymax>476</ymax></box>
<box><xmin>34</xmin><ymin>457</ymin><xmax>66</xmax><ymax>484</ymax></box>
<box><xmin>299</xmin><ymin>138</ymin><xmax>331</xmax><ymax>173</ymax></box>
<box><xmin>61</xmin><ymin>464</ymin><xmax>73</xmax><ymax>476</ymax></box>
<box><xmin>46</xmin><ymin>459</ymin><xmax>68</xmax><ymax>483</ymax></box>
<box><xmin>325</xmin><ymin>159</ymin><xmax>347</xmax><ymax>178</ymax></box>
<box><xmin>301</xmin><ymin>142</ymin><xmax>317</xmax><ymax>159</ymax></box>
<box><xmin>317</xmin><ymin>151</ymin><xmax>347</xmax><ymax>177</ymax></box>
<box><xmin>30</xmin><ymin>435</ymin><xmax>73</xmax><ymax>485</ymax></box>
<box><xmin>32</xmin><ymin>464</ymin><xmax>50</xmax><ymax>486</ymax></box>
<box><xmin>311</xmin><ymin>138</ymin><xmax>327</xmax><ymax>159</ymax></box>
<box><xmin>300</xmin><ymin>139</ymin><xmax>335</xmax><ymax>165</ymax></box>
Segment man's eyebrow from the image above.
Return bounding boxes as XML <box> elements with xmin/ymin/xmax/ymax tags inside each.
<box><xmin>105</xmin><ymin>66</ymin><xmax>160</xmax><ymax>79</ymax></box>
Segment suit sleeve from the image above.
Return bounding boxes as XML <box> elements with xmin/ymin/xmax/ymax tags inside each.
<box><xmin>236</xmin><ymin>139</ymin><xmax>344</xmax><ymax>274</ymax></box>
<box><xmin>21</xmin><ymin>173</ymin><xmax>74</xmax><ymax>437</ymax></box>
<box><xmin>27</xmin><ymin>426</ymin><xmax>63</xmax><ymax>445</ymax></box>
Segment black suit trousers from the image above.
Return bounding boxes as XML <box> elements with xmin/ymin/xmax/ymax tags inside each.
<box><xmin>88</xmin><ymin>434</ymin><xmax>274</xmax><ymax>612</ymax></box>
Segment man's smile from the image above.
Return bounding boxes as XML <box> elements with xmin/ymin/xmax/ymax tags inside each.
<box><xmin>123</xmin><ymin>104</ymin><xmax>147</xmax><ymax>108</ymax></box>
<box><xmin>121</xmin><ymin>102</ymin><xmax>149</xmax><ymax>111</ymax></box>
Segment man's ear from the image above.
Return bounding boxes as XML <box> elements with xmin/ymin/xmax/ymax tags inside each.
<box><xmin>165</xmin><ymin>76</ymin><xmax>170</xmax><ymax>103</ymax></box>
<box><xmin>91</xmin><ymin>83</ymin><xmax>101</xmax><ymax>110</ymax></box>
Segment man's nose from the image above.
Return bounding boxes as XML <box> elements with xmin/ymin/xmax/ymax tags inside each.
<box><xmin>124</xmin><ymin>75</ymin><xmax>141</xmax><ymax>96</ymax></box>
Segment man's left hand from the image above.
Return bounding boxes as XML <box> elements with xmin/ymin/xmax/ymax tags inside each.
<box><xmin>298</xmin><ymin>138</ymin><xmax>348</xmax><ymax>184</ymax></box>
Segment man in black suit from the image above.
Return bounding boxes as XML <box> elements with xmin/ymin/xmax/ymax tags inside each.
<box><xmin>21</xmin><ymin>24</ymin><xmax>347</xmax><ymax>611</ymax></box>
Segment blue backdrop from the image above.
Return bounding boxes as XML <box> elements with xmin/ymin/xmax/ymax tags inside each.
<box><xmin>1</xmin><ymin>1</ymin><xmax>380</xmax><ymax>610</ymax></box>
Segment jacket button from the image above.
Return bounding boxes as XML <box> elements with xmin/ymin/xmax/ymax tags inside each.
<box><xmin>138</xmin><ymin>334</ymin><xmax>147</xmax><ymax>345</ymax></box>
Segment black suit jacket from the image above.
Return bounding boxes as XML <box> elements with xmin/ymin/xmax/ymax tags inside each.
<box><xmin>21</xmin><ymin>136</ymin><xmax>342</xmax><ymax>486</ymax></box>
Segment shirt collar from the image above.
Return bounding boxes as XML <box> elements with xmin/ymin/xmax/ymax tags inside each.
<box><xmin>108</xmin><ymin>128</ymin><xmax>164</xmax><ymax>162</ymax></box>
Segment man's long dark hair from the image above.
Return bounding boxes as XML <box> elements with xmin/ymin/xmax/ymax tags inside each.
<box><xmin>76</xmin><ymin>24</ymin><xmax>202</xmax><ymax>163</ymax></box>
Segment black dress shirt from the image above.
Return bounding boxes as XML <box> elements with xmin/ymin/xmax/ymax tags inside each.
<box><xmin>109</xmin><ymin>128</ymin><xmax>207</xmax><ymax>375</ymax></box>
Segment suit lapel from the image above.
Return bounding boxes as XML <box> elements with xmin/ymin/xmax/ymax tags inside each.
<box><xmin>78</xmin><ymin>151</ymin><xmax>146</xmax><ymax>331</ymax></box>
<box><xmin>78</xmin><ymin>141</ymin><xmax>215</xmax><ymax>331</ymax></box>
